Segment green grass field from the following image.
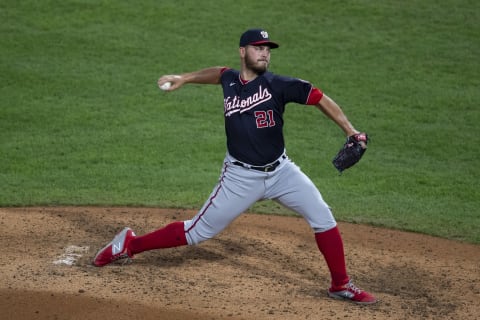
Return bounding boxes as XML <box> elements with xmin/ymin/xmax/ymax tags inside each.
<box><xmin>1</xmin><ymin>0</ymin><xmax>479</xmax><ymax>243</ymax></box>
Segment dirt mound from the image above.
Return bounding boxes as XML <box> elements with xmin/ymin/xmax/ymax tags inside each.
<box><xmin>1</xmin><ymin>207</ymin><xmax>479</xmax><ymax>319</ymax></box>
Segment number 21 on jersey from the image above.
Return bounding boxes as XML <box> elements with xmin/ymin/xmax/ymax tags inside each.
<box><xmin>254</xmin><ymin>110</ymin><xmax>276</xmax><ymax>128</ymax></box>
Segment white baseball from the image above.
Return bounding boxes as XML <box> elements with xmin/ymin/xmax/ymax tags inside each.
<box><xmin>159</xmin><ymin>82</ymin><xmax>171</xmax><ymax>91</ymax></box>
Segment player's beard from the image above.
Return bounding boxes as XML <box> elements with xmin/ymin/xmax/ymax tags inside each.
<box><xmin>245</xmin><ymin>52</ymin><xmax>269</xmax><ymax>75</ymax></box>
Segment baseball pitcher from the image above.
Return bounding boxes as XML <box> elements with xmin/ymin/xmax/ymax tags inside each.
<box><xmin>93</xmin><ymin>28</ymin><xmax>376</xmax><ymax>304</ymax></box>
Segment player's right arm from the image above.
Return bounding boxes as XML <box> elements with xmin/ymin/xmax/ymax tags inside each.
<box><xmin>158</xmin><ymin>67</ymin><xmax>225</xmax><ymax>91</ymax></box>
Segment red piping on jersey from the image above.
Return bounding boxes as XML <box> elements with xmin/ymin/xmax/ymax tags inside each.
<box><xmin>306</xmin><ymin>87</ymin><xmax>323</xmax><ymax>105</ymax></box>
<box><xmin>185</xmin><ymin>162</ymin><xmax>229</xmax><ymax>233</ymax></box>
<box><xmin>239</xmin><ymin>75</ymin><xmax>249</xmax><ymax>85</ymax></box>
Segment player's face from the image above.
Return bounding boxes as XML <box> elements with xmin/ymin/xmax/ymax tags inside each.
<box><xmin>244</xmin><ymin>45</ymin><xmax>271</xmax><ymax>74</ymax></box>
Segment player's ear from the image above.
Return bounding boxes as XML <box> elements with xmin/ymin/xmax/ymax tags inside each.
<box><xmin>239</xmin><ymin>47</ymin><xmax>246</xmax><ymax>58</ymax></box>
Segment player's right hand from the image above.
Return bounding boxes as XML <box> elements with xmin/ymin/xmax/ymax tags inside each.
<box><xmin>157</xmin><ymin>75</ymin><xmax>183</xmax><ymax>91</ymax></box>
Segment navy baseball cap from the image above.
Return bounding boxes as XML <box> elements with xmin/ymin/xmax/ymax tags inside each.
<box><xmin>239</xmin><ymin>29</ymin><xmax>279</xmax><ymax>49</ymax></box>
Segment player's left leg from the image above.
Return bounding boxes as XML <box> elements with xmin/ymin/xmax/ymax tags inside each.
<box><xmin>265</xmin><ymin>159</ymin><xmax>336</xmax><ymax>232</ymax></box>
<box><xmin>267</xmin><ymin>160</ymin><xmax>377</xmax><ymax>304</ymax></box>
<box><xmin>266</xmin><ymin>161</ymin><xmax>348</xmax><ymax>283</ymax></box>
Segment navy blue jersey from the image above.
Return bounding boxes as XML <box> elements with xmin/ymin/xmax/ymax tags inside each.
<box><xmin>220</xmin><ymin>69</ymin><xmax>322</xmax><ymax>166</ymax></box>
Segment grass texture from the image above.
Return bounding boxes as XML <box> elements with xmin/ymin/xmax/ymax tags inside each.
<box><xmin>1</xmin><ymin>0</ymin><xmax>479</xmax><ymax>243</ymax></box>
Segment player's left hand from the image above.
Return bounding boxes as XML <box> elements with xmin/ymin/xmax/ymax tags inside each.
<box><xmin>332</xmin><ymin>133</ymin><xmax>368</xmax><ymax>173</ymax></box>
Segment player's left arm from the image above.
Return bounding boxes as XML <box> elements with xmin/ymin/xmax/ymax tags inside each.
<box><xmin>315</xmin><ymin>94</ymin><xmax>360</xmax><ymax>138</ymax></box>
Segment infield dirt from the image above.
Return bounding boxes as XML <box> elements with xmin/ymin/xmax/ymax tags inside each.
<box><xmin>1</xmin><ymin>207</ymin><xmax>479</xmax><ymax>319</ymax></box>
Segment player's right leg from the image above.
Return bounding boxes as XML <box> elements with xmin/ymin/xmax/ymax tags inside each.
<box><xmin>93</xmin><ymin>227</ymin><xmax>136</xmax><ymax>267</ymax></box>
<box><xmin>183</xmin><ymin>159</ymin><xmax>266</xmax><ymax>245</ymax></box>
<box><xmin>128</xmin><ymin>161</ymin><xmax>264</xmax><ymax>255</ymax></box>
<box><xmin>93</xmin><ymin>157</ymin><xmax>264</xmax><ymax>266</ymax></box>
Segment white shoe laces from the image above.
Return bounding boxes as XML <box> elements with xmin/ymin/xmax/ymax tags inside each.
<box><xmin>346</xmin><ymin>281</ymin><xmax>363</xmax><ymax>294</ymax></box>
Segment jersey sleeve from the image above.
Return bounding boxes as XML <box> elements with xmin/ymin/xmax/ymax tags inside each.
<box><xmin>220</xmin><ymin>68</ymin><xmax>236</xmax><ymax>86</ymax></box>
<box><xmin>306</xmin><ymin>87</ymin><xmax>323</xmax><ymax>105</ymax></box>
<box><xmin>273</xmin><ymin>75</ymin><xmax>323</xmax><ymax>106</ymax></box>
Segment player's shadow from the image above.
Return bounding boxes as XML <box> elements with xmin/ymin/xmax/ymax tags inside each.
<box><xmin>134</xmin><ymin>238</ymin><xmax>250</xmax><ymax>268</ymax></box>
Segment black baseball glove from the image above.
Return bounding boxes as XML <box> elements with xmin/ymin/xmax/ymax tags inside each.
<box><xmin>332</xmin><ymin>133</ymin><xmax>368</xmax><ymax>173</ymax></box>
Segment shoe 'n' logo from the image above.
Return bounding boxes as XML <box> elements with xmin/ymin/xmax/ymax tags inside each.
<box><xmin>112</xmin><ymin>241</ymin><xmax>123</xmax><ymax>255</ymax></box>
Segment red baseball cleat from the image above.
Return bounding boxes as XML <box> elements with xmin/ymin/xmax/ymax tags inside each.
<box><xmin>93</xmin><ymin>227</ymin><xmax>136</xmax><ymax>267</ymax></box>
<box><xmin>328</xmin><ymin>280</ymin><xmax>377</xmax><ymax>305</ymax></box>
